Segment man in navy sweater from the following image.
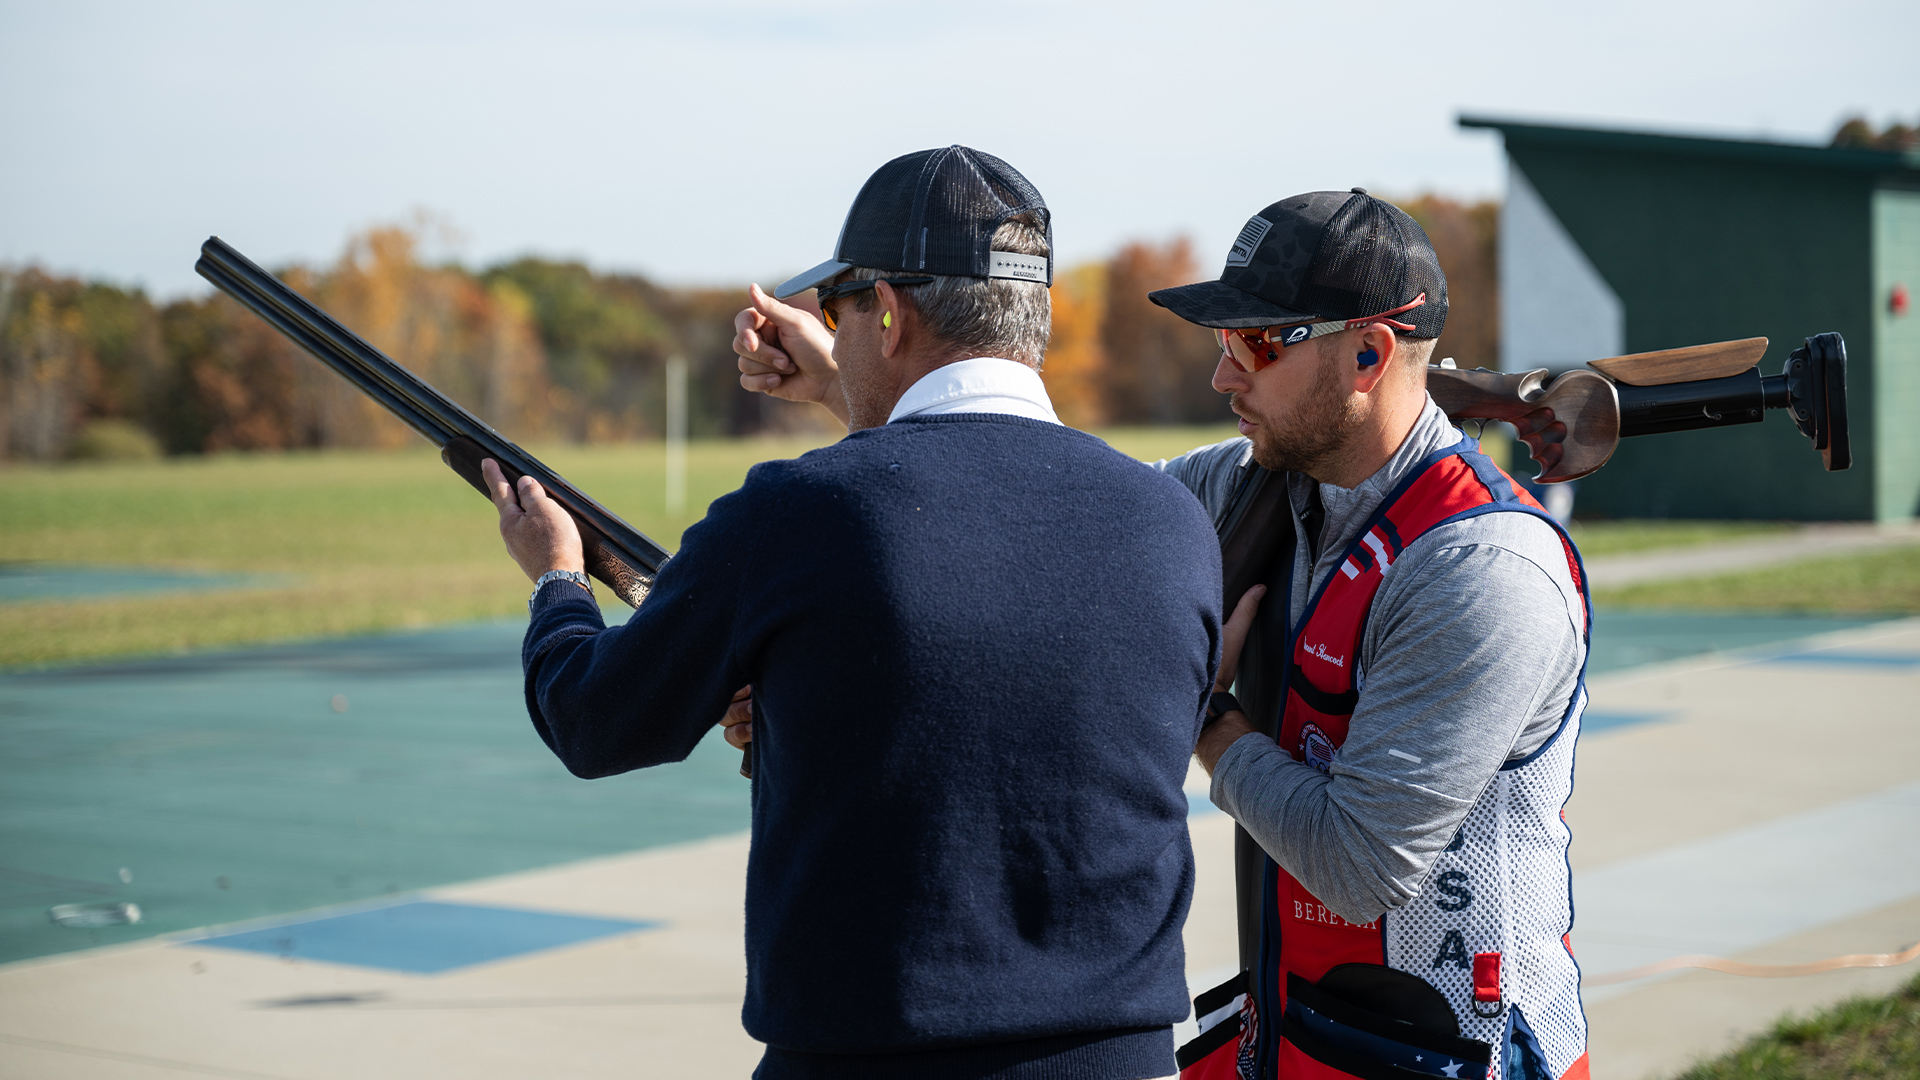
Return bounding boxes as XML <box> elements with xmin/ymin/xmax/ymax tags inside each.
<box><xmin>483</xmin><ymin>147</ymin><xmax>1223</xmax><ymax>1080</ymax></box>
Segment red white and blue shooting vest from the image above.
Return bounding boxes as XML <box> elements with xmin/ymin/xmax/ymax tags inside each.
<box><xmin>1181</xmin><ymin>442</ymin><xmax>1592</xmax><ymax>1080</ymax></box>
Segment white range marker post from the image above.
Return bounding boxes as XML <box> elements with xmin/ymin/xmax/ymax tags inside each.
<box><xmin>665</xmin><ymin>355</ymin><xmax>688</xmax><ymax>516</ymax></box>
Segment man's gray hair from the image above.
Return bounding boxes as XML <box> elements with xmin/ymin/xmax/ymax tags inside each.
<box><xmin>848</xmin><ymin>214</ymin><xmax>1052</xmax><ymax>367</ymax></box>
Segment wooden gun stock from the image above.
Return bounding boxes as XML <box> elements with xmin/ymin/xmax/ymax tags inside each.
<box><xmin>1427</xmin><ymin>367</ymin><xmax>1620</xmax><ymax>483</ymax></box>
<box><xmin>1427</xmin><ymin>334</ymin><xmax>1850</xmax><ymax>482</ymax></box>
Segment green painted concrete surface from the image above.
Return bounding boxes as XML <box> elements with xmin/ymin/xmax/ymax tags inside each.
<box><xmin>1583</xmin><ymin>611</ymin><xmax>1888</xmax><ymax>671</ymax></box>
<box><xmin>0</xmin><ymin>621</ymin><xmax>748</xmax><ymax>966</ymax></box>
<box><xmin>0</xmin><ymin>610</ymin><xmax>1893</xmax><ymax>968</ymax></box>
<box><xmin>0</xmin><ymin>564</ymin><xmax>276</xmax><ymax>603</ymax></box>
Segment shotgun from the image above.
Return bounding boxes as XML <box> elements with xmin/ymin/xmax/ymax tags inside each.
<box><xmin>1219</xmin><ymin>332</ymin><xmax>1851</xmax><ymax>628</ymax></box>
<box><xmin>193</xmin><ymin>237</ymin><xmax>669</xmax><ymax>607</ymax></box>
<box><xmin>1426</xmin><ymin>333</ymin><xmax>1850</xmax><ymax>482</ymax></box>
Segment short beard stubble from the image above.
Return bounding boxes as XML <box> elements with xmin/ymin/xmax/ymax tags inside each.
<box><xmin>1236</xmin><ymin>353</ymin><xmax>1363</xmax><ymax>477</ymax></box>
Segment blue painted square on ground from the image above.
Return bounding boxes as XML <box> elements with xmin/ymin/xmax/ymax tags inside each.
<box><xmin>187</xmin><ymin>901</ymin><xmax>657</xmax><ymax>974</ymax></box>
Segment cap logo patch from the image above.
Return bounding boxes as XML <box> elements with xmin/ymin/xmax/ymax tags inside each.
<box><xmin>1225</xmin><ymin>215</ymin><xmax>1273</xmax><ymax>267</ymax></box>
<box><xmin>988</xmin><ymin>251</ymin><xmax>1049</xmax><ymax>282</ymax></box>
<box><xmin>1281</xmin><ymin>325</ymin><xmax>1312</xmax><ymax>346</ymax></box>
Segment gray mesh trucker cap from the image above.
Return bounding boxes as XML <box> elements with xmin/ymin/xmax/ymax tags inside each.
<box><xmin>774</xmin><ymin>145</ymin><xmax>1053</xmax><ymax>299</ymax></box>
<box><xmin>1149</xmin><ymin>188</ymin><xmax>1448</xmax><ymax>337</ymax></box>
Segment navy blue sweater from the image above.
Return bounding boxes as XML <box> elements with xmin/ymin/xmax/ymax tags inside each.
<box><xmin>523</xmin><ymin>414</ymin><xmax>1221</xmax><ymax>1079</ymax></box>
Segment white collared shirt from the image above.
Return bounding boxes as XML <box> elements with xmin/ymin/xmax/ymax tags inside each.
<box><xmin>886</xmin><ymin>357</ymin><xmax>1062</xmax><ymax>426</ymax></box>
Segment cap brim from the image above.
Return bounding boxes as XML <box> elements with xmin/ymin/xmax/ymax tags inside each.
<box><xmin>1147</xmin><ymin>280</ymin><xmax>1319</xmax><ymax>330</ymax></box>
<box><xmin>773</xmin><ymin>258</ymin><xmax>854</xmax><ymax>300</ymax></box>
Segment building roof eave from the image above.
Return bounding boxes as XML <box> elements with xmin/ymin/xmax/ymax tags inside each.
<box><xmin>1459</xmin><ymin>114</ymin><xmax>1920</xmax><ymax>175</ymax></box>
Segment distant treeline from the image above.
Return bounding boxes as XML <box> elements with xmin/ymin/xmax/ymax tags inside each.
<box><xmin>1831</xmin><ymin>113</ymin><xmax>1918</xmax><ymax>152</ymax></box>
<box><xmin>0</xmin><ymin>228</ymin><xmax>810</xmax><ymax>462</ymax></box>
<box><xmin>0</xmin><ymin>196</ymin><xmax>1497</xmax><ymax>461</ymax></box>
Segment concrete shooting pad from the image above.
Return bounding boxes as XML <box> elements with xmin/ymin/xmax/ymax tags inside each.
<box><xmin>0</xmin><ymin>612</ymin><xmax>1916</xmax><ymax>1078</ymax></box>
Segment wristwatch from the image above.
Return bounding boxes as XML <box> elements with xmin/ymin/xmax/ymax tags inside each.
<box><xmin>1205</xmin><ymin>690</ymin><xmax>1244</xmax><ymax>726</ymax></box>
<box><xmin>530</xmin><ymin>569</ymin><xmax>593</xmax><ymax>611</ymax></box>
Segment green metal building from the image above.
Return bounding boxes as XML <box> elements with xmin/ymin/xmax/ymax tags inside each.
<box><xmin>1460</xmin><ymin>116</ymin><xmax>1920</xmax><ymax>522</ymax></box>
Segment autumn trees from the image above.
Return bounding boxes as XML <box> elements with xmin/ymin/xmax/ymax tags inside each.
<box><xmin>1039</xmin><ymin>193</ymin><xmax>1501</xmax><ymax>428</ymax></box>
<box><xmin>0</xmin><ymin>228</ymin><xmax>813</xmax><ymax>461</ymax></box>
<box><xmin>1</xmin><ymin>272</ymin><xmax>171</xmax><ymax>461</ymax></box>
<box><xmin>1036</xmin><ymin>238</ymin><xmax>1237</xmax><ymax>429</ymax></box>
<box><xmin>1</xmin><ymin>193</ymin><xmax>1504</xmax><ymax>461</ymax></box>
<box><xmin>1397</xmin><ymin>194</ymin><xmax>1500</xmax><ymax>371</ymax></box>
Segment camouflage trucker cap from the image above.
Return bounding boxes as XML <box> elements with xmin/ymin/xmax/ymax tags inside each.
<box><xmin>1149</xmin><ymin>188</ymin><xmax>1447</xmax><ymax>338</ymax></box>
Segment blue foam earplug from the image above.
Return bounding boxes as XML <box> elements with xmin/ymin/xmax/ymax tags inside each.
<box><xmin>1357</xmin><ymin>348</ymin><xmax>1380</xmax><ymax>368</ymax></box>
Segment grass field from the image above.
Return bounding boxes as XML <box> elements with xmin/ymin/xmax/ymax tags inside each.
<box><xmin>5</xmin><ymin>428</ymin><xmax>1914</xmax><ymax>667</ymax></box>
<box><xmin>1678</xmin><ymin>973</ymin><xmax>1920</xmax><ymax>1079</ymax></box>
<box><xmin>1569</xmin><ymin>520</ymin><xmax>1790</xmax><ymax>559</ymax></box>
<box><xmin>0</xmin><ymin>427</ymin><xmax>1237</xmax><ymax>667</ymax></box>
<box><xmin>1592</xmin><ymin>544</ymin><xmax>1920</xmax><ymax>613</ymax></box>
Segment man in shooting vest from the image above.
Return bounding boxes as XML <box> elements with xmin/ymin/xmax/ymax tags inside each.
<box><xmin>732</xmin><ymin>180</ymin><xmax>1590</xmax><ymax>1078</ymax></box>
<box><xmin>501</xmin><ymin>146</ymin><xmax>1220</xmax><ymax>1079</ymax></box>
<box><xmin>1153</xmin><ymin>190</ymin><xmax>1590</xmax><ymax>1080</ymax></box>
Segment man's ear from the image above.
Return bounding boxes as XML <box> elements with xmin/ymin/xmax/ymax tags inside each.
<box><xmin>1351</xmin><ymin>325</ymin><xmax>1397</xmax><ymax>394</ymax></box>
<box><xmin>873</xmin><ymin>279</ymin><xmax>905</xmax><ymax>359</ymax></box>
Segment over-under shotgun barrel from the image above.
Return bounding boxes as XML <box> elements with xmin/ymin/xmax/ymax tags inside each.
<box><xmin>193</xmin><ymin>236</ymin><xmax>669</xmax><ymax>608</ymax></box>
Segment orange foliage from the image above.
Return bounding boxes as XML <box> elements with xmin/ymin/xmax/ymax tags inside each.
<box><xmin>1099</xmin><ymin>239</ymin><xmax>1232</xmax><ymax>425</ymax></box>
<box><xmin>1393</xmin><ymin>195</ymin><xmax>1499</xmax><ymax>370</ymax></box>
<box><xmin>1042</xmin><ymin>264</ymin><xmax>1108</xmax><ymax>429</ymax></box>
<box><xmin>1</xmin><ymin>286</ymin><xmax>87</xmax><ymax>458</ymax></box>
<box><xmin>318</xmin><ymin>228</ymin><xmax>550</xmax><ymax>449</ymax></box>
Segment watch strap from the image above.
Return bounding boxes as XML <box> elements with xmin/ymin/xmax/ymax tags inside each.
<box><xmin>1206</xmin><ymin>690</ymin><xmax>1243</xmax><ymax>724</ymax></box>
<box><xmin>530</xmin><ymin>569</ymin><xmax>593</xmax><ymax>611</ymax></box>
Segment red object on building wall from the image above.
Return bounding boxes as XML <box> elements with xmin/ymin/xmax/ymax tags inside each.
<box><xmin>1893</xmin><ymin>283</ymin><xmax>1910</xmax><ymax>316</ymax></box>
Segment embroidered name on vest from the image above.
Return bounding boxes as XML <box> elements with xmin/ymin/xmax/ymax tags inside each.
<box><xmin>1302</xmin><ymin>642</ymin><xmax>1346</xmax><ymax>668</ymax></box>
<box><xmin>1292</xmin><ymin>898</ymin><xmax>1379</xmax><ymax>931</ymax></box>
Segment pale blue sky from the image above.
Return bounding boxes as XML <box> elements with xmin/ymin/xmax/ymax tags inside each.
<box><xmin>2</xmin><ymin>0</ymin><xmax>1913</xmax><ymax>298</ymax></box>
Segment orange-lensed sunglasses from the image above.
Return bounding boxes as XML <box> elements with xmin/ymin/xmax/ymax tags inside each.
<box><xmin>1216</xmin><ymin>293</ymin><xmax>1429</xmax><ymax>373</ymax></box>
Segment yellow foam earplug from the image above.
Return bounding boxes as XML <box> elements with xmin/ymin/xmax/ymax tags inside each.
<box><xmin>883</xmin><ymin>311</ymin><xmax>892</xmax><ymax>329</ymax></box>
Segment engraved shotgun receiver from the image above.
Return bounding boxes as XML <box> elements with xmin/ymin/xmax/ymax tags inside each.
<box><xmin>1426</xmin><ymin>333</ymin><xmax>1851</xmax><ymax>482</ymax></box>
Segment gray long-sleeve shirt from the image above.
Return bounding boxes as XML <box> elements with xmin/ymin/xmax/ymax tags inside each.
<box><xmin>1154</xmin><ymin>400</ymin><xmax>1586</xmax><ymax>925</ymax></box>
